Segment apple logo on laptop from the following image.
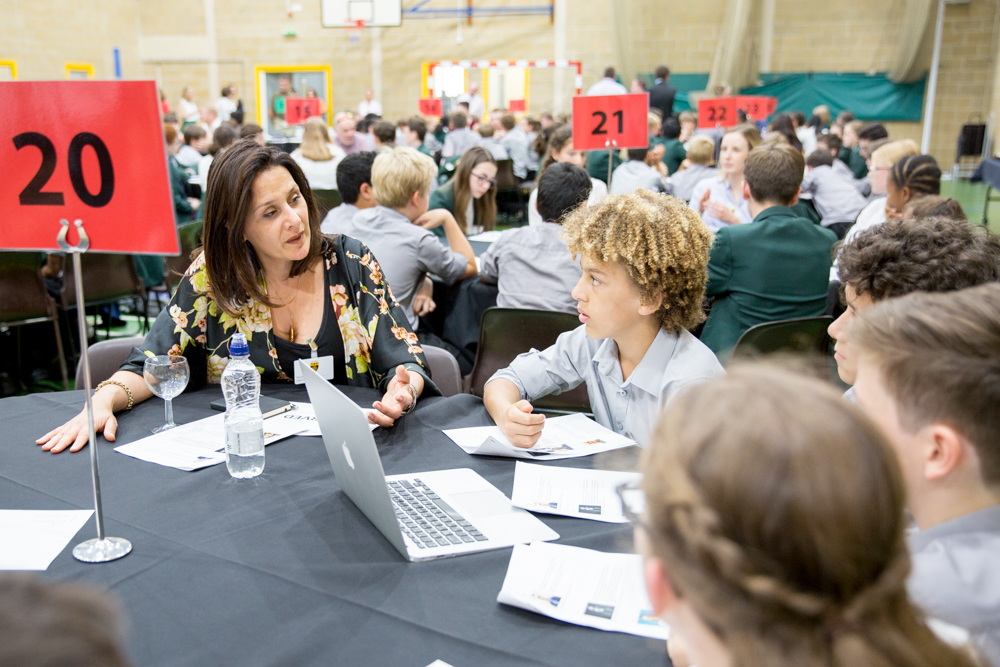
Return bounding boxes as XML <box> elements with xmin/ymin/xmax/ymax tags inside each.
<box><xmin>341</xmin><ymin>441</ymin><xmax>355</xmax><ymax>469</ymax></box>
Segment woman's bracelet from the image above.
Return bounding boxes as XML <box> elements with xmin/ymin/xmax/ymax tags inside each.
<box><xmin>95</xmin><ymin>379</ymin><xmax>133</xmax><ymax>411</ymax></box>
<box><xmin>401</xmin><ymin>382</ymin><xmax>418</xmax><ymax>415</ymax></box>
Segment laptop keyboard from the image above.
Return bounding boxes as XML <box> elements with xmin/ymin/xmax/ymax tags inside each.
<box><xmin>388</xmin><ymin>478</ymin><xmax>487</xmax><ymax>550</ymax></box>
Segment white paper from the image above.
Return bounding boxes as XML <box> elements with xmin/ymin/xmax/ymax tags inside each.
<box><xmin>114</xmin><ymin>412</ymin><xmax>305</xmax><ymax>471</ymax></box>
<box><xmin>443</xmin><ymin>413</ymin><xmax>636</xmax><ymax>461</ymax></box>
<box><xmin>424</xmin><ymin>662</ymin><xmax>456</xmax><ymax>667</ymax></box>
<box><xmin>271</xmin><ymin>402</ymin><xmax>378</xmax><ymax>436</ymax></box>
<box><xmin>497</xmin><ymin>542</ymin><xmax>669</xmax><ymax>640</ymax></box>
<box><xmin>511</xmin><ymin>462</ymin><xmax>641</xmax><ymax>523</ymax></box>
<box><xmin>468</xmin><ymin>230</ymin><xmax>503</xmax><ymax>243</ymax></box>
<box><xmin>0</xmin><ymin>510</ymin><xmax>94</xmax><ymax>570</ymax></box>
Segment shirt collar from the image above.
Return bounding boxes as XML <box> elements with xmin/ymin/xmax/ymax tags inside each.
<box><xmin>593</xmin><ymin>328</ymin><xmax>679</xmax><ymax>394</ymax></box>
<box><xmin>909</xmin><ymin>503</ymin><xmax>1000</xmax><ymax>552</ymax></box>
<box><xmin>362</xmin><ymin>205</ymin><xmax>411</xmax><ymax>226</ymax></box>
<box><xmin>753</xmin><ymin>205</ymin><xmax>793</xmax><ymax>223</ymax></box>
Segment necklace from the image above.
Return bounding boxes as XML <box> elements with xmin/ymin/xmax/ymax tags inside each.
<box><xmin>269</xmin><ymin>269</ymin><xmax>308</xmax><ymax>342</ymax></box>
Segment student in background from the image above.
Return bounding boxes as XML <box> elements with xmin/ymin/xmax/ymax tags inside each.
<box><xmin>586</xmin><ymin>67</ymin><xmax>629</xmax><ymax>96</ymax></box>
<box><xmin>609</xmin><ymin>147</ymin><xmax>670</xmax><ymax>195</ymax></box>
<box><xmin>442</xmin><ymin>110</ymin><xmax>481</xmax><ymax>159</ymax></box>
<box><xmin>0</xmin><ymin>574</ymin><xmax>133</xmax><ymax>667</ymax></box>
<box><xmin>827</xmin><ymin>216</ymin><xmax>1000</xmax><ymax>401</ymax></box>
<box><xmin>678</xmin><ymin>110</ymin><xmax>697</xmax><ymax>146</ymax></box>
<box><xmin>801</xmin><ymin>148</ymin><xmax>869</xmax><ymax>238</ymax></box>
<box><xmin>239</xmin><ymin>123</ymin><xmax>266</xmax><ymax>146</ymax></box>
<box><xmin>841</xmin><ymin>119</ymin><xmax>869</xmax><ymax>178</ymax></box>
<box><xmin>885</xmin><ymin>154</ymin><xmax>941</xmax><ymax>220</ymax></box>
<box><xmin>585</xmin><ymin>145</ymin><xmax>624</xmax><ymax>186</ymax></box>
<box><xmin>325</xmin><ymin>147</ymin><xmax>476</xmax><ymax>331</ymax></box>
<box><xmin>849</xmin><ymin>284</ymin><xmax>1000</xmax><ymax>666</ymax></box>
<box><xmin>903</xmin><ymin>195</ymin><xmax>966</xmax><ymax>220</ymax></box>
<box><xmin>197</xmin><ymin>123</ymin><xmax>238</xmax><ymax>193</ymax></box>
<box><xmin>528</xmin><ymin>124</ymin><xmax>608</xmax><ymax>226</ymax></box>
<box><xmin>669</xmin><ymin>135</ymin><xmax>717</xmax><ymax>202</ymax></box>
<box><xmin>690</xmin><ymin>124</ymin><xmax>760</xmax><ymax>232</ymax></box>
<box><xmin>164</xmin><ymin>124</ymin><xmax>201</xmax><ymax>223</ymax></box>
<box><xmin>857</xmin><ymin>122</ymin><xmax>889</xmax><ymax>160</ymax></box>
<box><xmin>815</xmin><ymin>133</ymin><xmax>854</xmax><ymax>179</ymax></box>
<box><xmin>176</xmin><ymin>125</ymin><xmax>208</xmax><ymax>169</ymax></box>
<box><xmin>290</xmin><ymin>117</ymin><xmax>347</xmax><ymax>191</ymax></box>
<box><xmin>655</xmin><ymin>117</ymin><xmax>687</xmax><ymax>175</ymax></box>
<box><xmin>499</xmin><ymin>113</ymin><xmax>531</xmax><ymax>180</ymax></box>
<box><xmin>769</xmin><ymin>113</ymin><xmax>802</xmax><ymax>152</ymax></box>
<box><xmin>401</xmin><ymin>117</ymin><xmax>433</xmax><ymax>156</ymax></box>
<box><xmin>428</xmin><ymin>146</ymin><xmax>498</xmax><ymax>234</ymax></box>
<box><xmin>476</xmin><ymin>124</ymin><xmax>509</xmax><ymax>161</ymax></box>
<box><xmin>639</xmin><ymin>365</ymin><xmax>982</xmax><ymax>667</ymax></box>
<box><xmin>320</xmin><ymin>151</ymin><xmax>377</xmax><ymax>234</ymax></box>
<box><xmin>371</xmin><ymin>121</ymin><xmax>396</xmax><ymax>150</ymax></box>
<box><xmin>837</xmin><ymin>139</ymin><xmax>919</xmax><ymax>251</ymax></box>
<box><xmin>484</xmin><ymin>191</ymin><xmax>722</xmax><ymax>447</ymax></box>
<box><xmin>792</xmin><ymin>110</ymin><xmax>816</xmax><ymax>154</ymax></box>
<box><xmin>701</xmin><ymin>143</ymin><xmax>837</xmax><ymax>357</ymax></box>
<box><xmin>479</xmin><ymin>163</ymin><xmax>592</xmax><ymax>313</ymax></box>
<box><xmin>215</xmin><ymin>84</ymin><xmax>238</xmax><ymax>123</ymax></box>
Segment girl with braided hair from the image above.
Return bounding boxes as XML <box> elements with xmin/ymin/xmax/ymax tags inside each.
<box><xmin>638</xmin><ymin>365</ymin><xmax>980</xmax><ymax>667</ymax></box>
<box><xmin>885</xmin><ymin>154</ymin><xmax>941</xmax><ymax>220</ymax></box>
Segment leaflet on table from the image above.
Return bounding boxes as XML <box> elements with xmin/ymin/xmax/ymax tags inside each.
<box><xmin>0</xmin><ymin>510</ymin><xmax>94</xmax><ymax>570</ymax></box>
<box><xmin>270</xmin><ymin>402</ymin><xmax>378</xmax><ymax>436</ymax></box>
<box><xmin>497</xmin><ymin>542</ymin><xmax>669</xmax><ymax>641</ymax></box>
<box><xmin>511</xmin><ymin>462</ymin><xmax>641</xmax><ymax>523</ymax></box>
<box><xmin>114</xmin><ymin>412</ymin><xmax>306</xmax><ymax>471</ymax></box>
<box><xmin>443</xmin><ymin>413</ymin><xmax>636</xmax><ymax>460</ymax></box>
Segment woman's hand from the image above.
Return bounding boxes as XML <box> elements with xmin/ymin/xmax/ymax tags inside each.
<box><xmin>370</xmin><ymin>366</ymin><xmax>424</xmax><ymax>428</ymax></box>
<box><xmin>698</xmin><ymin>188</ymin><xmax>712</xmax><ymax>214</ymax></box>
<box><xmin>36</xmin><ymin>390</ymin><xmax>118</xmax><ymax>454</ymax></box>
<box><xmin>706</xmin><ymin>201</ymin><xmax>742</xmax><ymax>225</ymax></box>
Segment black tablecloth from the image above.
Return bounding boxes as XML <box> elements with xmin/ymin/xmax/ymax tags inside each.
<box><xmin>0</xmin><ymin>386</ymin><xmax>666</xmax><ymax>667</ymax></box>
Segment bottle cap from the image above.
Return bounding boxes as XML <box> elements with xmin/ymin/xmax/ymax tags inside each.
<box><xmin>229</xmin><ymin>333</ymin><xmax>249</xmax><ymax>357</ymax></box>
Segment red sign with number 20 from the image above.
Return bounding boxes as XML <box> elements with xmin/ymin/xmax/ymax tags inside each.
<box><xmin>571</xmin><ymin>94</ymin><xmax>649</xmax><ymax>151</ymax></box>
<box><xmin>0</xmin><ymin>81</ymin><xmax>177</xmax><ymax>254</ymax></box>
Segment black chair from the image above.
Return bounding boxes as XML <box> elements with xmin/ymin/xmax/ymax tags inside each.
<box><xmin>61</xmin><ymin>253</ymin><xmax>145</xmax><ymax>345</ymax></box>
<box><xmin>312</xmin><ymin>189</ymin><xmax>343</xmax><ymax>220</ymax></box>
<box><xmin>466</xmin><ymin>308</ymin><xmax>590</xmax><ymax>413</ymax></box>
<box><xmin>143</xmin><ymin>221</ymin><xmax>203</xmax><ymax>331</ymax></box>
<box><xmin>730</xmin><ymin>316</ymin><xmax>833</xmax><ymax>360</ymax></box>
<box><xmin>0</xmin><ymin>252</ymin><xmax>70</xmax><ymax>390</ymax></box>
<box><xmin>494</xmin><ymin>159</ymin><xmax>527</xmax><ymax>225</ymax></box>
<box><xmin>75</xmin><ymin>334</ymin><xmax>145</xmax><ymax>386</ymax></box>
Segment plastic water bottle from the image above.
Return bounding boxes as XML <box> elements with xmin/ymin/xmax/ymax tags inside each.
<box><xmin>222</xmin><ymin>333</ymin><xmax>264</xmax><ymax>479</ymax></box>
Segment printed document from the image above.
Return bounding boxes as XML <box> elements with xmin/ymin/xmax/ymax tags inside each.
<box><xmin>0</xmin><ymin>510</ymin><xmax>94</xmax><ymax>570</ymax></box>
<box><xmin>497</xmin><ymin>541</ymin><xmax>669</xmax><ymax>640</ymax></box>
<box><xmin>114</xmin><ymin>412</ymin><xmax>305</xmax><ymax>471</ymax></box>
<box><xmin>268</xmin><ymin>401</ymin><xmax>378</xmax><ymax>436</ymax></box>
<box><xmin>443</xmin><ymin>413</ymin><xmax>636</xmax><ymax>460</ymax></box>
<box><xmin>511</xmin><ymin>462</ymin><xmax>641</xmax><ymax>523</ymax></box>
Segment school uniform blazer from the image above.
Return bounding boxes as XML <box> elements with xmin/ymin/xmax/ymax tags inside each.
<box><xmin>700</xmin><ymin>205</ymin><xmax>838</xmax><ymax>356</ymax></box>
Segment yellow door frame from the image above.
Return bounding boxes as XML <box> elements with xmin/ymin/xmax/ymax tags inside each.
<box><xmin>0</xmin><ymin>60</ymin><xmax>17</xmax><ymax>79</ymax></box>
<box><xmin>65</xmin><ymin>62</ymin><xmax>95</xmax><ymax>79</ymax></box>
<box><xmin>254</xmin><ymin>64</ymin><xmax>334</xmax><ymax>127</ymax></box>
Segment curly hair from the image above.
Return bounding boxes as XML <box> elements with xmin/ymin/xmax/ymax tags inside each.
<box><xmin>560</xmin><ymin>190</ymin><xmax>711</xmax><ymax>332</ymax></box>
<box><xmin>641</xmin><ymin>364</ymin><xmax>979</xmax><ymax>667</ymax></box>
<box><xmin>838</xmin><ymin>217</ymin><xmax>1000</xmax><ymax>301</ymax></box>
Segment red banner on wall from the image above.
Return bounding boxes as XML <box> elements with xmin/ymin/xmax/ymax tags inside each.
<box><xmin>0</xmin><ymin>81</ymin><xmax>177</xmax><ymax>254</ymax></box>
<box><xmin>571</xmin><ymin>94</ymin><xmax>649</xmax><ymax>151</ymax></box>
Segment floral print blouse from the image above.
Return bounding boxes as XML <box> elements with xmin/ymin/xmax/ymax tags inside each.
<box><xmin>122</xmin><ymin>235</ymin><xmax>438</xmax><ymax>395</ymax></box>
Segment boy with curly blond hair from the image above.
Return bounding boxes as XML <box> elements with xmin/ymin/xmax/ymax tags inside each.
<box><xmin>484</xmin><ymin>190</ymin><xmax>724</xmax><ymax>447</ymax></box>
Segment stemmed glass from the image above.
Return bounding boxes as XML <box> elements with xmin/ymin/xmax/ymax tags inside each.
<box><xmin>143</xmin><ymin>355</ymin><xmax>190</xmax><ymax>433</ymax></box>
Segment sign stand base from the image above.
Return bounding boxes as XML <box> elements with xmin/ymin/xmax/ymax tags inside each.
<box><xmin>58</xmin><ymin>219</ymin><xmax>132</xmax><ymax>564</ymax></box>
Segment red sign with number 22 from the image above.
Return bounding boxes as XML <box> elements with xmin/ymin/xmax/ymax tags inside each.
<box><xmin>0</xmin><ymin>81</ymin><xmax>177</xmax><ymax>254</ymax></box>
<box><xmin>571</xmin><ymin>94</ymin><xmax>649</xmax><ymax>151</ymax></box>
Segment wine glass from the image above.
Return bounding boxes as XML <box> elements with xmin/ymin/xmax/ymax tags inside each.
<box><xmin>143</xmin><ymin>355</ymin><xmax>190</xmax><ymax>433</ymax></box>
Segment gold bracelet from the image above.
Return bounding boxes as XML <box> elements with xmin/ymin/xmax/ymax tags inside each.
<box><xmin>95</xmin><ymin>379</ymin><xmax>133</xmax><ymax>411</ymax></box>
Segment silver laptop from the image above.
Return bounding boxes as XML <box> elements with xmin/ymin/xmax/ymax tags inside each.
<box><xmin>302</xmin><ymin>365</ymin><xmax>559</xmax><ymax>561</ymax></box>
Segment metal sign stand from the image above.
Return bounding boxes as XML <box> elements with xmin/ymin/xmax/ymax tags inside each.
<box><xmin>57</xmin><ymin>219</ymin><xmax>132</xmax><ymax>564</ymax></box>
<box><xmin>605</xmin><ymin>139</ymin><xmax>618</xmax><ymax>188</ymax></box>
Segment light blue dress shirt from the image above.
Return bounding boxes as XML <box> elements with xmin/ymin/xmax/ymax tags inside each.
<box><xmin>488</xmin><ymin>325</ymin><xmax>725</xmax><ymax>446</ymax></box>
<box><xmin>689</xmin><ymin>176</ymin><xmax>752</xmax><ymax>232</ymax></box>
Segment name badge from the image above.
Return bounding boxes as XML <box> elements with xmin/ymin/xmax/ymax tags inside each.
<box><xmin>295</xmin><ymin>356</ymin><xmax>335</xmax><ymax>384</ymax></box>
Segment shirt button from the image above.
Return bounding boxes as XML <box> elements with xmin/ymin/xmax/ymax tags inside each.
<box><xmin>618</xmin><ymin>388</ymin><xmax>627</xmax><ymax>397</ymax></box>
<box><xmin>616</xmin><ymin>422</ymin><xmax>624</xmax><ymax>431</ymax></box>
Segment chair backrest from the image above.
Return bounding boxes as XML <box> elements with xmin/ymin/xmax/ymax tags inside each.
<box><xmin>494</xmin><ymin>159</ymin><xmax>518</xmax><ymax>190</ymax></box>
<box><xmin>166</xmin><ymin>221</ymin><xmax>203</xmax><ymax>288</ymax></box>
<box><xmin>76</xmin><ymin>335</ymin><xmax>145</xmax><ymax>385</ymax></box>
<box><xmin>731</xmin><ymin>316</ymin><xmax>833</xmax><ymax>360</ymax></box>
<box><xmin>468</xmin><ymin>308</ymin><xmax>590</xmax><ymax>412</ymax></box>
<box><xmin>421</xmin><ymin>344</ymin><xmax>462</xmax><ymax>398</ymax></box>
<box><xmin>0</xmin><ymin>252</ymin><xmax>58</xmax><ymax>325</ymax></box>
<box><xmin>62</xmin><ymin>253</ymin><xmax>143</xmax><ymax>307</ymax></box>
<box><xmin>312</xmin><ymin>189</ymin><xmax>343</xmax><ymax>220</ymax></box>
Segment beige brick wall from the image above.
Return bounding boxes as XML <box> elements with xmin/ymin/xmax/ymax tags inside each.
<box><xmin>4</xmin><ymin>0</ymin><xmax>999</xmax><ymax>168</ymax></box>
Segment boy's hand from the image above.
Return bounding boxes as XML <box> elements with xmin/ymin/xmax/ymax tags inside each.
<box><xmin>501</xmin><ymin>400</ymin><xmax>545</xmax><ymax>448</ymax></box>
<box><xmin>414</xmin><ymin>209</ymin><xmax>455</xmax><ymax>230</ymax></box>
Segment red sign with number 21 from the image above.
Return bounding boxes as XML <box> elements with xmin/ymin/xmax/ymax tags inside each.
<box><xmin>0</xmin><ymin>81</ymin><xmax>177</xmax><ymax>254</ymax></box>
<box><xmin>571</xmin><ymin>94</ymin><xmax>649</xmax><ymax>151</ymax></box>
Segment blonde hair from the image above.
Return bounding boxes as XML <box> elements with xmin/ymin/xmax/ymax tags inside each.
<box><xmin>299</xmin><ymin>118</ymin><xmax>333</xmax><ymax>161</ymax></box>
<box><xmin>870</xmin><ymin>139</ymin><xmax>918</xmax><ymax>170</ymax></box>
<box><xmin>648</xmin><ymin>113</ymin><xmax>662</xmax><ymax>134</ymax></box>
<box><xmin>370</xmin><ymin>146</ymin><xmax>437</xmax><ymax>209</ymax></box>
<box><xmin>561</xmin><ymin>190</ymin><xmax>711</xmax><ymax>332</ymax></box>
<box><xmin>686</xmin><ymin>135</ymin><xmax>715</xmax><ymax>165</ymax></box>
<box><xmin>679</xmin><ymin>110</ymin><xmax>697</xmax><ymax>126</ymax></box>
<box><xmin>724</xmin><ymin>123</ymin><xmax>762</xmax><ymax>151</ymax></box>
<box><xmin>845</xmin><ymin>119</ymin><xmax>865</xmax><ymax>135</ymax></box>
<box><xmin>642</xmin><ymin>364</ymin><xmax>981</xmax><ymax>667</ymax></box>
<box><xmin>812</xmin><ymin>104</ymin><xmax>831</xmax><ymax>125</ymax></box>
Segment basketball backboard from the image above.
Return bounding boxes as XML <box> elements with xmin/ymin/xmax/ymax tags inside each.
<box><xmin>321</xmin><ymin>0</ymin><xmax>402</xmax><ymax>27</ymax></box>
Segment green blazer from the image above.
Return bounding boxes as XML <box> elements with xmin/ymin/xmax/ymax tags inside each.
<box><xmin>427</xmin><ymin>182</ymin><xmax>476</xmax><ymax>241</ymax></box>
<box><xmin>847</xmin><ymin>145</ymin><xmax>868</xmax><ymax>179</ymax></box>
<box><xmin>701</xmin><ymin>205</ymin><xmax>838</xmax><ymax>357</ymax></box>
<box><xmin>586</xmin><ymin>150</ymin><xmax>624</xmax><ymax>185</ymax></box>
<box><xmin>652</xmin><ymin>138</ymin><xmax>687</xmax><ymax>175</ymax></box>
<box><xmin>168</xmin><ymin>155</ymin><xmax>194</xmax><ymax>223</ymax></box>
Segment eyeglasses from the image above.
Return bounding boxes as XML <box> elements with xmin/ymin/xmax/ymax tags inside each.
<box><xmin>615</xmin><ymin>480</ymin><xmax>647</xmax><ymax>528</ymax></box>
<box><xmin>471</xmin><ymin>172</ymin><xmax>497</xmax><ymax>187</ymax></box>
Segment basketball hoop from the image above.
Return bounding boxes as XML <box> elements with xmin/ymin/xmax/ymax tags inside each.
<box><xmin>345</xmin><ymin>19</ymin><xmax>365</xmax><ymax>43</ymax></box>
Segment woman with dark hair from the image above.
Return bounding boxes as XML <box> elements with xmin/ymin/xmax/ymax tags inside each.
<box><xmin>428</xmin><ymin>146</ymin><xmax>498</xmax><ymax>234</ymax></box>
<box><xmin>37</xmin><ymin>143</ymin><xmax>437</xmax><ymax>452</ymax></box>
<box><xmin>768</xmin><ymin>113</ymin><xmax>802</xmax><ymax>152</ymax></box>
